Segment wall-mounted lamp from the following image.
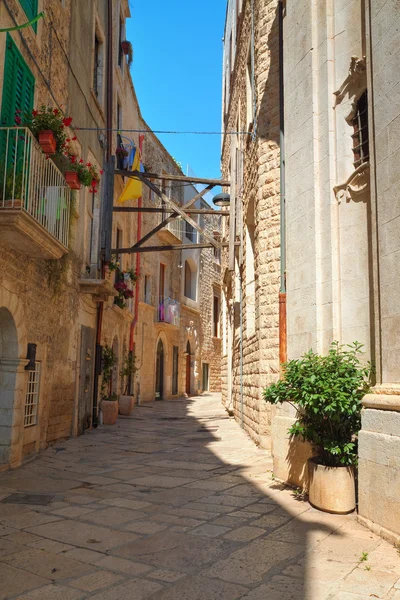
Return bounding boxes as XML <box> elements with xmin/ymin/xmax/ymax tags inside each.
<box><xmin>212</xmin><ymin>193</ymin><xmax>230</xmax><ymax>208</ymax></box>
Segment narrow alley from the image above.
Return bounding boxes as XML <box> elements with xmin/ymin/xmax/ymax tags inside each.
<box><xmin>0</xmin><ymin>394</ymin><xmax>398</xmax><ymax>600</ymax></box>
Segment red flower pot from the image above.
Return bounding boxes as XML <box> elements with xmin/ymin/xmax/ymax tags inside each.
<box><xmin>65</xmin><ymin>171</ymin><xmax>81</xmax><ymax>190</ymax></box>
<box><xmin>38</xmin><ymin>130</ymin><xmax>56</xmax><ymax>154</ymax></box>
<box><xmin>121</xmin><ymin>41</ymin><xmax>131</xmax><ymax>55</ymax></box>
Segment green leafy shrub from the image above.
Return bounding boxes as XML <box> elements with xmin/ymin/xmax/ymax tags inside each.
<box><xmin>101</xmin><ymin>345</ymin><xmax>118</xmax><ymax>401</ymax></box>
<box><xmin>263</xmin><ymin>342</ymin><xmax>372</xmax><ymax>467</ymax></box>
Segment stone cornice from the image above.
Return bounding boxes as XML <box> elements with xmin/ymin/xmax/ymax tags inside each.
<box><xmin>362</xmin><ymin>384</ymin><xmax>400</xmax><ymax>411</ymax></box>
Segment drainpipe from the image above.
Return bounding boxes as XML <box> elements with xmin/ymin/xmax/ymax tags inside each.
<box><xmin>92</xmin><ymin>0</ymin><xmax>114</xmax><ymax>426</ymax></box>
<box><xmin>239</xmin><ymin>270</ymin><xmax>244</xmax><ymax>428</ymax></box>
<box><xmin>129</xmin><ymin>134</ymin><xmax>145</xmax><ymax>395</ymax></box>
<box><xmin>278</xmin><ymin>0</ymin><xmax>287</xmax><ymax>369</ymax></box>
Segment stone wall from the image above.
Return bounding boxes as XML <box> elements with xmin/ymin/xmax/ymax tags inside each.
<box><xmin>358</xmin><ymin>0</ymin><xmax>400</xmax><ymax>542</ymax></box>
<box><xmin>220</xmin><ymin>0</ymin><xmax>280</xmax><ymax>448</ymax></box>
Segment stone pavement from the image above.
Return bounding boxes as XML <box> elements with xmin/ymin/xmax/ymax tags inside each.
<box><xmin>0</xmin><ymin>394</ymin><xmax>398</xmax><ymax>600</ymax></box>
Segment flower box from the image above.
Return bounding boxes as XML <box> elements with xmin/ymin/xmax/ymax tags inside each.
<box><xmin>65</xmin><ymin>171</ymin><xmax>81</xmax><ymax>190</ymax></box>
<box><xmin>38</xmin><ymin>130</ymin><xmax>57</xmax><ymax>154</ymax></box>
<box><xmin>121</xmin><ymin>41</ymin><xmax>131</xmax><ymax>55</ymax></box>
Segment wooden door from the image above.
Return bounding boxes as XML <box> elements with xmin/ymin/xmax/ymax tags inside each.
<box><xmin>78</xmin><ymin>326</ymin><xmax>95</xmax><ymax>435</ymax></box>
<box><xmin>186</xmin><ymin>354</ymin><xmax>191</xmax><ymax>395</ymax></box>
<box><xmin>155</xmin><ymin>339</ymin><xmax>164</xmax><ymax>400</ymax></box>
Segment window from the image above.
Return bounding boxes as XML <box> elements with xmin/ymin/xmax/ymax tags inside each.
<box><xmin>352</xmin><ymin>90</ymin><xmax>369</xmax><ymax>169</ymax></box>
<box><xmin>19</xmin><ymin>0</ymin><xmax>38</xmax><ymax>33</ymax></box>
<box><xmin>24</xmin><ymin>362</ymin><xmax>41</xmax><ymax>427</ymax></box>
<box><xmin>185</xmin><ymin>221</ymin><xmax>196</xmax><ymax>243</ymax></box>
<box><xmin>184</xmin><ymin>260</ymin><xmax>197</xmax><ymax>301</ymax></box>
<box><xmin>118</xmin><ymin>16</ymin><xmax>124</xmax><ymax>67</ymax></box>
<box><xmin>117</xmin><ymin>100</ymin><xmax>122</xmax><ymax>147</ymax></box>
<box><xmin>172</xmin><ymin>346</ymin><xmax>179</xmax><ymax>395</ymax></box>
<box><xmin>1</xmin><ymin>34</ymin><xmax>35</xmax><ymax>127</ymax></box>
<box><xmin>93</xmin><ymin>32</ymin><xmax>104</xmax><ymax>102</ymax></box>
<box><xmin>213</xmin><ymin>295</ymin><xmax>220</xmax><ymax>337</ymax></box>
<box><xmin>246</xmin><ymin>47</ymin><xmax>254</xmax><ymax>131</ymax></box>
<box><xmin>245</xmin><ymin>202</ymin><xmax>256</xmax><ymax>336</ymax></box>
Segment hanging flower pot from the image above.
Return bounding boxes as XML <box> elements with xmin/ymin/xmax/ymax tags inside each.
<box><xmin>65</xmin><ymin>171</ymin><xmax>81</xmax><ymax>190</ymax></box>
<box><xmin>38</xmin><ymin>130</ymin><xmax>57</xmax><ymax>154</ymax></box>
<box><xmin>121</xmin><ymin>41</ymin><xmax>133</xmax><ymax>66</ymax></box>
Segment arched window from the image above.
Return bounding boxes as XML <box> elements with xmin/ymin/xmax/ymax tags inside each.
<box><xmin>184</xmin><ymin>260</ymin><xmax>197</xmax><ymax>301</ymax></box>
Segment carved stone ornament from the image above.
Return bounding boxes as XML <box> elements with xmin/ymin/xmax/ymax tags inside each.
<box><xmin>334</xmin><ymin>56</ymin><xmax>366</xmax><ymax>107</ymax></box>
<box><xmin>334</xmin><ymin>163</ymin><xmax>370</xmax><ymax>203</ymax></box>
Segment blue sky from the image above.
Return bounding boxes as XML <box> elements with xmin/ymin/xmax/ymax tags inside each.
<box><xmin>126</xmin><ymin>1</ymin><xmax>226</xmax><ymax>181</ymax></box>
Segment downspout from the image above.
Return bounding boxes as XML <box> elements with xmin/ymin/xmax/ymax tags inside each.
<box><xmin>129</xmin><ymin>134</ymin><xmax>145</xmax><ymax>397</ymax></box>
<box><xmin>92</xmin><ymin>0</ymin><xmax>114</xmax><ymax>426</ymax></box>
<box><xmin>278</xmin><ymin>0</ymin><xmax>287</xmax><ymax>370</ymax></box>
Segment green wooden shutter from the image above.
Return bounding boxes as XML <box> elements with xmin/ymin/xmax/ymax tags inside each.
<box><xmin>19</xmin><ymin>0</ymin><xmax>38</xmax><ymax>32</ymax></box>
<box><xmin>1</xmin><ymin>34</ymin><xmax>35</xmax><ymax>126</ymax></box>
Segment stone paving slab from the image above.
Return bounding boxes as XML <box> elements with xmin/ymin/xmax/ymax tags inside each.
<box><xmin>0</xmin><ymin>393</ymin><xmax>398</xmax><ymax>599</ymax></box>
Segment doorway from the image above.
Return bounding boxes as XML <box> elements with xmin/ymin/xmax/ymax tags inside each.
<box><xmin>155</xmin><ymin>338</ymin><xmax>164</xmax><ymax>400</ymax></box>
<box><xmin>185</xmin><ymin>340</ymin><xmax>191</xmax><ymax>395</ymax></box>
<box><xmin>0</xmin><ymin>307</ymin><xmax>18</xmax><ymax>466</ymax></box>
<box><xmin>78</xmin><ymin>326</ymin><xmax>95</xmax><ymax>435</ymax></box>
<box><xmin>202</xmin><ymin>363</ymin><xmax>209</xmax><ymax>392</ymax></box>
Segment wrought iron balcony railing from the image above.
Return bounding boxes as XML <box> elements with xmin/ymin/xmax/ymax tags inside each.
<box><xmin>0</xmin><ymin>127</ymin><xmax>71</xmax><ymax>249</ymax></box>
<box><xmin>157</xmin><ymin>296</ymin><xmax>180</xmax><ymax>326</ymax></box>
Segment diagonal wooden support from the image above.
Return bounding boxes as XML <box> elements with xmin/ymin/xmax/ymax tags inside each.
<box><xmin>182</xmin><ymin>184</ymin><xmax>215</xmax><ymax>210</ymax></box>
<box><xmin>131</xmin><ymin>213</ymin><xmax>179</xmax><ymax>249</ymax></box>
<box><xmin>133</xmin><ymin>171</ymin><xmax>220</xmax><ymax>249</ymax></box>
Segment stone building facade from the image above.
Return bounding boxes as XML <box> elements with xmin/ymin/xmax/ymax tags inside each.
<box><xmin>220</xmin><ymin>0</ymin><xmax>281</xmax><ymax>448</ymax></box>
<box><xmin>275</xmin><ymin>0</ymin><xmax>400</xmax><ymax>541</ymax></box>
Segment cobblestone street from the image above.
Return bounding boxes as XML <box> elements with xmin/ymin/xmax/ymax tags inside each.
<box><xmin>0</xmin><ymin>394</ymin><xmax>398</xmax><ymax>600</ymax></box>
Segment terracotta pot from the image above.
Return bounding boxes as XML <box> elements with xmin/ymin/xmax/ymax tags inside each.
<box><xmin>308</xmin><ymin>458</ymin><xmax>356</xmax><ymax>514</ymax></box>
<box><xmin>101</xmin><ymin>400</ymin><xmax>118</xmax><ymax>425</ymax></box>
<box><xmin>39</xmin><ymin>130</ymin><xmax>57</xmax><ymax>154</ymax></box>
<box><xmin>119</xmin><ymin>395</ymin><xmax>134</xmax><ymax>416</ymax></box>
<box><xmin>121</xmin><ymin>41</ymin><xmax>131</xmax><ymax>55</ymax></box>
<box><xmin>65</xmin><ymin>171</ymin><xmax>81</xmax><ymax>190</ymax></box>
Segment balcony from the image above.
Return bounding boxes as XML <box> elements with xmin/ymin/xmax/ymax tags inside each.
<box><xmin>156</xmin><ymin>297</ymin><xmax>180</xmax><ymax>327</ymax></box>
<box><xmin>0</xmin><ymin>127</ymin><xmax>71</xmax><ymax>259</ymax></box>
<box><xmin>156</xmin><ymin>202</ymin><xmax>183</xmax><ymax>244</ymax></box>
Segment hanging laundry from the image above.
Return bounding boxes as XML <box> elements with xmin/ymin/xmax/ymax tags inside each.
<box><xmin>117</xmin><ymin>145</ymin><xmax>143</xmax><ymax>203</ymax></box>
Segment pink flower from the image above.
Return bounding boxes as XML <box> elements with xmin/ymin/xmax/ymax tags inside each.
<box><xmin>32</xmin><ymin>110</ymin><xmax>39</xmax><ymax>116</ymax></box>
<box><xmin>53</xmin><ymin>108</ymin><xmax>59</xmax><ymax>115</ymax></box>
<box><xmin>79</xmin><ymin>159</ymin><xmax>84</xmax><ymax>164</ymax></box>
<box><xmin>62</xmin><ymin>116</ymin><xmax>73</xmax><ymax>127</ymax></box>
<box><xmin>72</xmin><ymin>136</ymin><xmax>77</xmax><ymax>141</ymax></box>
<box><xmin>14</xmin><ymin>116</ymin><xmax>21</xmax><ymax>125</ymax></box>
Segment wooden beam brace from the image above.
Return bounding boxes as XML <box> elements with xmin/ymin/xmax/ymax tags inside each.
<box><xmin>113</xmin><ymin>207</ymin><xmax>229</xmax><ymax>215</ymax></box>
<box><xmin>130</xmin><ymin>214</ymin><xmax>179</xmax><ymax>249</ymax></box>
<box><xmin>182</xmin><ymin>184</ymin><xmax>215</xmax><ymax>210</ymax></box>
<box><xmin>114</xmin><ymin>170</ymin><xmax>230</xmax><ymax>186</ymax></box>
<box><xmin>134</xmin><ymin>171</ymin><xmax>220</xmax><ymax>248</ymax></box>
<box><xmin>111</xmin><ymin>242</ymin><xmax>236</xmax><ymax>254</ymax></box>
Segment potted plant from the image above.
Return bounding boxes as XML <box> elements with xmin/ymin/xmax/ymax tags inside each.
<box><xmin>264</xmin><ymin>342</ymin><xmax>371</xmax><ymax>514</ymax></box>
<box><xmin>100</xmin><ymin>345</ymin><xmax>119</xmax><ymax>425</ymax></box>
<box><xmin>65</xmin><ymin>157</ymin><xmax>103</xmax><ymax>191</ymax></box>
<box><xmin>119</xmin><ymin>352</ymin><xmax>137</xmax><ymax>416</ymax></box>
<box><xmin>23</xmin><ymin>106</ymin><xmax>73</xmax><ymax>155</ymax></box>
<box><xmin>114</xmin><ymin>280</ymin><xmax>134</xmax><ymax>309</ymax></box>
<box><xmin>121</xmin><ymin>40</ymin><xmax>133</xmax><ymax>66</ymax></box>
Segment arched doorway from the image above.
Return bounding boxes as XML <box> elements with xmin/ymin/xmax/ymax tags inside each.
<box><xmin>155</xmin><ymin>338</ymin><xmax>164</xmax><ymax>400</ymax></box>
<box><xmin>186</xmin><ymin>340</ymin><xmax>191</xmax><ymax>395</ymax></box>
<box><xmin>0</xmin><ymin>307</ymin><xmax>18</xmax><ymax>465</ymax></box>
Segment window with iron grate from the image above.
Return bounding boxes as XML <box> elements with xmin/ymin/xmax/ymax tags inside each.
<box><xmin>352</xmin><ymin>90</ymin><xmax>369</xmax><ymax>169</ymax></box>
<box><xmin>24</xmin><ymin>362</ymin><xmax>41</xmax><ymax>427</ymax></box>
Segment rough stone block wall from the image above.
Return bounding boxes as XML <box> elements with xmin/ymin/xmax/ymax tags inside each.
<box><xmin>220</xmin><ymin>0</ymin><xmax>280</xmax><ymax>448</ymax></box>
